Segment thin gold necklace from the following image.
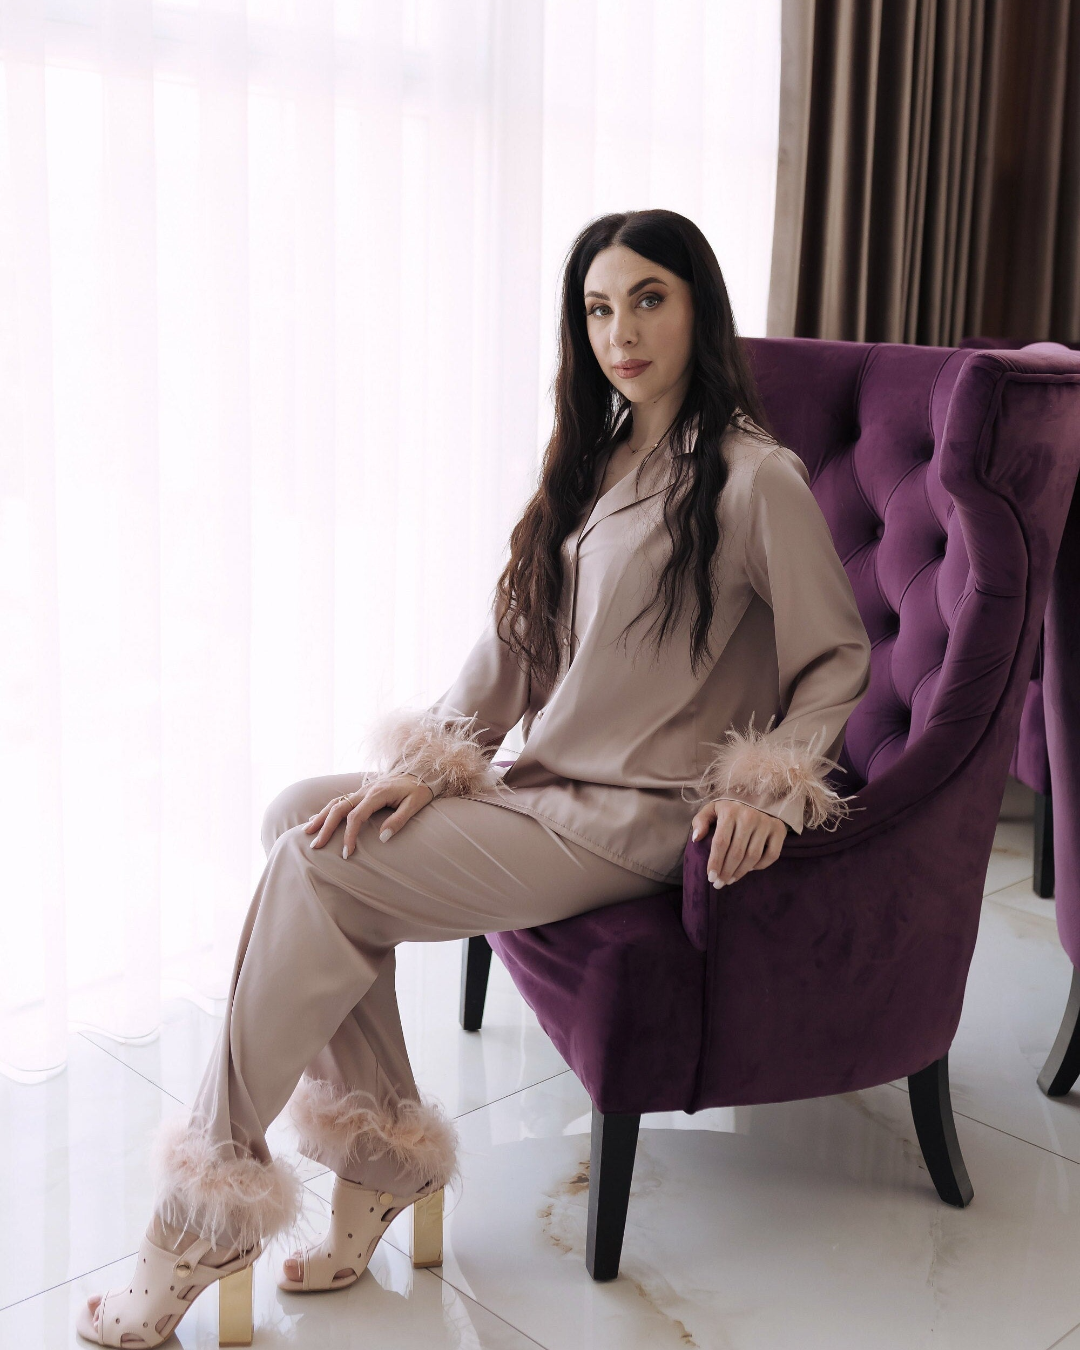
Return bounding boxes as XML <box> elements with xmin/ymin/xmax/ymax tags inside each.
<box><xmin>627</xmin><ymin>430</ymin><xmax>667</xmax><ymax>455</ymax></box>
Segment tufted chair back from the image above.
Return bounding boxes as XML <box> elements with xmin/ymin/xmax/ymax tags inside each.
<box><xmin>743</xmin><ymin>337</ymin><xmax>1053</xmax><ymax>803</ymax></box>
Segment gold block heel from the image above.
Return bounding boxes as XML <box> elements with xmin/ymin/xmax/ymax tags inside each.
<box><xmin>218</xmin><ymin>1263</ymin><xmax>254</xmax><ymax>1347</ymax></box>
<box><xmin>411</xmin><ymin>1187</ymin><xmax>444</xmax><ymax>1268</ymax></box>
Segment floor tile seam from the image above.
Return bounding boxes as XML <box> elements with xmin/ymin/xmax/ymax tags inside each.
<box><xmin>981</xmin><ymin>871</ymin><xmax>1035</xmax><ymax>900</ymax></box>
<box><xmin>413</xmin><ymin>1262</ymin><xmax>557</xmax><ymax>1349</ymax></box>
<box><xmin>1047</xmin><ymin>1317</ymin><xmax>1080</xmax><ymax>1350</ymax></box>
<box><xmin>884</xmin><ymin>1080</ymin><xmax>1080</xmax><ymax>1166</ymax></box>
<box><xmin>287</xmin><ymin>1190</ymin><xmax>555</xmax><ymax>1349</ymax></box>
<box><xmin>0</xmin><ymin>1251</ymin><xmax>138</xmax><ymax>1314</ymax></box>
<box><xmin>452</xmin><ymin>1068</ymin><xmax>572</xmax><ymax>1121</ymax></box>
<box><xmin>983</xmin><ymin>893</ymin><xmax>1056</xmax><ymax>918</ymax></box>
<box><xmin>77</xmin><ymin>1032</ymin><xmax>188</xmax><ymax>1107</ymax></box>
<box><xmin>0</xmin><ymin>1246</ymin><xmax>552</xmax><ymax>1350</ymax></box>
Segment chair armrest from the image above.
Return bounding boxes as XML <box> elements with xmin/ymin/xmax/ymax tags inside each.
<box><xmin>681</xmin><ymin>724</ymin><xmax>1008</xmax><ymax>953</ymax></box>
<box><xmin>680</xmin><ymin>772</ymin><xmax>993</xmax><ymax>1102</ymax></box>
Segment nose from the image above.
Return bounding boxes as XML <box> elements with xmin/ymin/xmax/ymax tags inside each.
<box><xmin>609</xmin><ymin>313</ymin><xmax>638</xmax><ymax>351</ymax></box>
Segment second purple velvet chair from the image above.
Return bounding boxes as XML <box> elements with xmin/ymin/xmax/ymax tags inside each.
<box><xmin>958</xmin><ymin>336</ymin><xmax>1080</xmax><ymax>898</ymax></box>
<box><xmin>460</xmin><ymin>337</ymin><xmax>1080</xmax><ymax>1280</ymax></box>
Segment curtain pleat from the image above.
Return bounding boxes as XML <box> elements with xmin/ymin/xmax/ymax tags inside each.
<box><xmin>771</xmin><ymin>0</ymin><xmax>1080</xmax><ymax>345</ymax></box>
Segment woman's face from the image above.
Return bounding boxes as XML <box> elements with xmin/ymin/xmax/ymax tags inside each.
<box><xmin>582</xmin><ymin>244</ymin><xmax>694</xmax><ymax>407</ymax></box>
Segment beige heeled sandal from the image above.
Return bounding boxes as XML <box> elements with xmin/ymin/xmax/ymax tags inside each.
<box><xmin>75</xmin><ymin>1230</ymin><xmax>262</xmax><ymax>1348</ymax></box>
<box><xmin>277</xmin><ymin>1174</ymin><xmax>443</xmax><ymax>1292</ymax></box>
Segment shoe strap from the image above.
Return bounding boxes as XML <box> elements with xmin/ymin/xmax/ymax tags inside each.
<box><xmin>95</xmin><ymin>1232</ymin><xmax>258</xmax><ymax>1347</ymax></box>
<box><xmin>296</xmin><ymin>1181</ymin><xmax>419</xmax><ymax>1290</ymax></box>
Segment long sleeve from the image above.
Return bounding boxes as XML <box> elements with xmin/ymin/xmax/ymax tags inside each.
<box><xmin>689</xmin><ymin>446</ymin><xmax>872</xmax><ymax>834</ymax></box>
<box><xmin>361</xmin><ymin>593</ymin><xmax>531</xmax><ymax>798</ymax></box>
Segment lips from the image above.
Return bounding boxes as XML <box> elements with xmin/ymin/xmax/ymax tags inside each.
<box><xmin>614</xmin><ymin>360</ymin><xmax>652</xmax><ymax>377</ymax></box>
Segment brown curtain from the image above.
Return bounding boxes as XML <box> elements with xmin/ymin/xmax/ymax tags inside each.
<box><xmin>768</xmin><ymin>0</ymin><xmax>1080</xmax><ymax>345</ymax></box>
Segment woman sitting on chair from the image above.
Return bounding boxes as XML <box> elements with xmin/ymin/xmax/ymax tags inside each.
<box><xmin>77</xmin><ymin>208</ymin><xmax>870</xmax><ymax>1347</ymax></box>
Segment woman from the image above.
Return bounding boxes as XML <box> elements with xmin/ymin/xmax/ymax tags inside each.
<box><xmin>77</xmin><ymin>209</ymin><xmax>871</xmax><ymax>1346</ymax></box>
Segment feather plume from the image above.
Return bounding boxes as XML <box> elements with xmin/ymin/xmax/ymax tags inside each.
<box><xmin>288</xmin><ymin>1076</ymin><xmax>459</xmax><ymax>1191</ymax></box>
<box><xmin>682</xmin><ymin>715</ymin><xmax>853</xmax><ymax>831</ymax></box>
<box><xmin>149</xmin><ymin>1116</ymin><xmax>306</xmax><ymax>1254</ymax></box>
<box><xmin>362</xmin><ymin>706</ymin><xmax>502</xmax><ymax>798</ymax></box>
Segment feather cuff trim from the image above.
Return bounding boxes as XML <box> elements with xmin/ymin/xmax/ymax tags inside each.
<box><xmin>150</xmin><ymin>1116</ymin><xmax>305</xmax><ymax>1253</ymax></box>
<box><xmin>682</xmin><ymin>716</ymin><xmax>852</xmax><ymax>831</ymax></box>
<box><xmin>288</xmin><ymin>1076</ymin><xmax>460</xmax><ymax>1191</ymax></box>
<box><xmin>362</xmin><ymin>706</ymin><xmax>504</xmax><ymax>798</ymax></box>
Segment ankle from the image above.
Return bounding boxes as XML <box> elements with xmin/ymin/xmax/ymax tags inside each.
<box><xmin>145</xmin><ymin>1212</ymin><xmax>244</xmax><ymax>1266</ymax></box>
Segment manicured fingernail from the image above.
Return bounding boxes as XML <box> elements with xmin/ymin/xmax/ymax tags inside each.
<box><xmin>713</xmin><ymin>878</ymin><xmax>725</xmax><ymax>889</ymax></box>
<box><xmin>692</xmin><ymin>828</ymin><xmax>701</xmax><ymax>841</ymax></box>
<box><xmin>707</xmin><ymin>870</ymin><xmax>716</xmax><ymax>883</ymax></box>
<box><xmin>342</xmin><ymin>845</ymin><xmax>348</xmax><ymax>858</ymax></box>
<box><xmin>380</xmin><ymin>829</ymin><xmax>392</xmax><ymax>843</ymax></box>
<box><xmin>309</xmin><ymin>837</ymin><xmax>319</xmax><ymax>847</ymax></box>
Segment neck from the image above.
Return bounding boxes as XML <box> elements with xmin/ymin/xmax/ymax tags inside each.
<box><xmin>624</xmin><ymin>379</ymin><xmax>691</xmax><ymax>453</ymax></box>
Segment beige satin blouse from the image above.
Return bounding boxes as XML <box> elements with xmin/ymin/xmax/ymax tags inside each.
<box><xmin>393</xmin><ymin>414</ymin><xmax>873</xmax><ymax>885</ymax></box>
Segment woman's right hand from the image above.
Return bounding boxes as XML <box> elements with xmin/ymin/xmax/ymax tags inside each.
<box><xmin>305</xmin><ymin>774</ymin><xmax>436</xmax><ymax>858</ymax></box>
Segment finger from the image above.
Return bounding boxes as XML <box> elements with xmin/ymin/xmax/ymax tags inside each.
<box><xmin>706</xmin><ymin>815</ymin><xmax>735</xmax><ymax>885</ymax></box>
<box><xmin>342</xmin><ymin>784</ymin><xmax>432</xmax><ymax>856</ymax></box>
<box><xmin>716</xmin><ymin>816</ymin><xmax>753</xmax><ymax>883</ymax></box>
<box><xmin>341</xmin><ymin>788</ymin><xmax>387</xmax><ymax>855</ymax></box>
<box><xmin>303</xmin><ymin>805</ymin><xmax>330</xmax><ymax>833</ymax></box>
<box><xmin>373</xmin><ymin>799</ymin><xmax>420</xmax><ymax>844</ymax></box>
<box><xmin>753</xmin><ymin>830</ymin><xmax>786</xmax><ymax>870</ymax></box>
<box><xmin>310</xmin><ymin>798</ymin><xmax>350</xmax><ymax>848</ymax></box>
<box><xmin>690</xmin><ymin>803</ymin><xmax>716</xmax><ymax>844</ymax></box>
<box><xmin>729</xmin><ymin>830</ymin><xmax>768</xmax><ymax>884</ymax></box>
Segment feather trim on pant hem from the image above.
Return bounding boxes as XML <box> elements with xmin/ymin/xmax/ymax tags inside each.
<box><xmin>287</xmin><ymin>1075</ymin><xmax>460</xmax><ymax>1192</ymax></box>
<box><xmin>682</xmin><ymin>715</ymin><xmax>854</xmax><ymax>831</ymax></box>
<box><xmin>149</xmin><ymin>1116</ymin><xmax>307</xmax><ymax>1255</ymax></box>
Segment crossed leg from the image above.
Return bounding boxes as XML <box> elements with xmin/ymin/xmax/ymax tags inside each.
<box><xmin>87</xmin><ymin>770</ymin><xmax>670</xmax><ymax>1336</ymax></box>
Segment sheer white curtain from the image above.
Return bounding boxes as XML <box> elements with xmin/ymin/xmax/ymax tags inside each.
<box><xmin>0</xmin><ymin>0</ymin><xmax>781</xmax><ymax>1082</ymax></box>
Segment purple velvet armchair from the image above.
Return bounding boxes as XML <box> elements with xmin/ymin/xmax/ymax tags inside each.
<box><xmin>957</xmin><ymin>338</ymin><xmax>1080</xmax><ymax>1107</ymax></box>
<box><xmin>958</xmin><ymin>337</ymin><xmax>1080</xmax><ymax>898</ymax></box>
<box><xmin>459</xmin><ymin>337</ymin><xmax>1080</xmax><ymax>1280</ymax></box>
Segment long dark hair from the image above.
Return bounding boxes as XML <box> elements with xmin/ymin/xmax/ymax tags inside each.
<box><xmin>495</xmin><ymin>209</ymin><xmax>774</xmax><ymax>695</ymax></box>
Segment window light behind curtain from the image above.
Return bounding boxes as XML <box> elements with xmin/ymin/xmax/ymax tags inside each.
<box><xmin>0</xmin><ymin>0</ymin><xmax>781</xmax><ymax>1082</ymax></box>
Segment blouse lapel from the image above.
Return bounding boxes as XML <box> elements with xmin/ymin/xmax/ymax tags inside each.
<box><xmin>576</xmin><ymin>441</ymin><xmax>683</xmax><ymax>544</ymax></box>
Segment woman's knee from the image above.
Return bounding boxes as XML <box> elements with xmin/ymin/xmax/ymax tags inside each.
<box><xmin>260</xmin><ymin>776</ymin><xmax>335</xmax><ymax>855</ymax></box>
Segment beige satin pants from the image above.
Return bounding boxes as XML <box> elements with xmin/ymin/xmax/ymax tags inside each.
<box><xmin>166</xmin><ymin>771</ymin><xmax>671</xmax><ymax>1246</ymax></box>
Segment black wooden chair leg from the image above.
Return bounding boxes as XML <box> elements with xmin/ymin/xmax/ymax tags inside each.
<box><xmin>1038</xmin><ymin>966</ymin><xmax>1080</xmax><ymax>1096</ymax></box>
<box><xmin>585</xmin><ymin>1107</ymin><xmax>640</xmax><ymax>1281</ymax></box>
<box><xmin>1033</xmin><ymin>789</ymin><xmax>1055</xmax><ymax>899</ymax></box>
<box><xmin>459</xmin><ymin>935</ymin><xmax>492</xmax><ymax>1031</ymax></box>
<box><xmin>907</xmin><ymin>1053</ymin><xmax>973</xmax><ymax>1207</ymax></box>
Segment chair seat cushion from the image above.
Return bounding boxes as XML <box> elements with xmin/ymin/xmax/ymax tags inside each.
<box><xmin>487</xmin><ymin>889</ymin><xmax>705</xmax><ymax>1114</ymax></box>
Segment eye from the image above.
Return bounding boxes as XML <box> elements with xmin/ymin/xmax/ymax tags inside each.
<box><xmin>586</xmin><ymin>292</ymin><xmax>664</xmax><ymax>318</ymax></box>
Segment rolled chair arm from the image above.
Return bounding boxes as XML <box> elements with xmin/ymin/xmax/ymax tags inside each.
<box><xmin>679</xmin><ymin>750</ymin><xmax>1003</xmax><ymax>1104</ymax></box>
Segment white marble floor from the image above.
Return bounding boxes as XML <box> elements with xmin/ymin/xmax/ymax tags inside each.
<box><xmin>3</xmin><ymin>778</ymin><xmax>1079</xmax><ymax>1349</ymax></box>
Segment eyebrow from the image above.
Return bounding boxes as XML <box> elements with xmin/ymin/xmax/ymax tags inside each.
<box><xmin>584</xmin><ymin>276</ymin><xmax>668</xmax><ymax>301</ymax></box>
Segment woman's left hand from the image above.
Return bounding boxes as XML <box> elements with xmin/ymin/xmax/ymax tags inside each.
<box><xmin>690</xmin><ymin>799</ymin><xmax>788</xmax><ymax>888</ymax></box>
